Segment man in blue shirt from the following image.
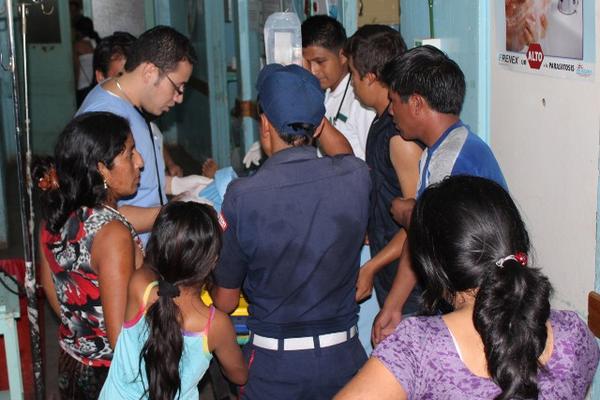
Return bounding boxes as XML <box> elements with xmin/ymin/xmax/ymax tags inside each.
<box><xmin>211</xmin><ymin>64</ymin><xmax>371</xmax><ymax>400</ymax></box>
<box><xmin>78</xmin><ymin>26</ymin><xmax>197</xmax><ymax>244</ymax></box>
<box><xmin>372</xmin><ymin>45</ymin><xmax>507</xmax><ymax>344</ymax></box>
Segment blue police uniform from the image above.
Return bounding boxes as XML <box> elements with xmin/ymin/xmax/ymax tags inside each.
<box><xmin>214</xmin><ymin>145</ymin><xmax>371</xmax><ymax>400</ymax></box>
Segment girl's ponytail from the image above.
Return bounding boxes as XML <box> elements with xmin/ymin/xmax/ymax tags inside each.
<box><xmin>474</xmin><ymin>256</ymin><xmax>552</xmax><ymax>400</ymax></box>
<box><xmin>409</xmin><ymin>176</ymin><xmax>555</xmax><ymax>400</ymax></box>
<box><xmin>140</xmin><ymin>280</ymin><xmax>184</xmax><ymax>400</ymax></box>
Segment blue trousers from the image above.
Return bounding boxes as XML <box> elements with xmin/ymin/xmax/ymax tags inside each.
<box><xmin>239</xmin><ymin>335</ymin><xmax>367</xmax><ymax>400</ymax></box>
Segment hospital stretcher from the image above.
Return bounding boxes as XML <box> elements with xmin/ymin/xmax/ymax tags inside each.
<box><xmin>201</xmin><ymin>291</ymin><xmax>249</xmax><ymax>344</ymax></box>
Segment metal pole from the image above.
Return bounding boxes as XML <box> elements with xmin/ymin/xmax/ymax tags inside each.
<box><xmin>5</xmin><ymin>0</ymin><xmax>44</xmax><ymax>398</ymax></box>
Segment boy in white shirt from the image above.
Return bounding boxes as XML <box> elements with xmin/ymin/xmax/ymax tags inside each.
<box><xmin>302</xmin><ymin>15</ymin><xmax>375</xmax><ymax>160</ymax></box>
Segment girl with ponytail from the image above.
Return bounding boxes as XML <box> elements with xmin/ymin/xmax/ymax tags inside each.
<box><xmin>336</xmin><ymin>176</ymin><xmax>599</xmax><ymax>399</ymax></box>
<box><xmin>99</xmin><ymin>201</ymin><xmax>247</xmax><ymax>399</ymax></box>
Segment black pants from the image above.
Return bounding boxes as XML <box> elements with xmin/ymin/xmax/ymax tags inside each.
<box><xmin>58</xmin><ymin>349</ymin><xmax>109</xmax><ymax>400</ymax></box>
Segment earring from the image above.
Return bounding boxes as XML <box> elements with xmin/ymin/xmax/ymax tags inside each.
<box><xmin>103</xmin><ymin>178</ymin><xmax>108</xmax><ymax>190</ymax></box>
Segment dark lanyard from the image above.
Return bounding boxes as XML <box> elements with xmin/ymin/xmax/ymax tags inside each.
<box><xmin>332</xmin><ymin>76</ymin><xmax>351</xmax><ymax>126</ymax></box>
<box><xmin>135</xmin><ymin>107</ymin><xmax>165</xmax><ymax>206</ymax></box>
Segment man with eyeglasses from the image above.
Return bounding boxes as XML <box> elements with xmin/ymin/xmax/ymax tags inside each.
<box><xmin>93</xmin><ymin>31</ymin><xmax>184</xmax><ymax>178</ymax></box>
<box><xmin>77</xmin><ymin>25</ymin><xmax>197</xmax><ymax>245</ymax></box>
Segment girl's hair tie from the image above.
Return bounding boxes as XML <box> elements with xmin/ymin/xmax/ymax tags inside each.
<box><xmin>157</xmin><ymin>280</ymin><xmax>180</xmax><ymax>298</ymax></box>
<box><xmin>495</xmin><ymin>252</ymin><xmax>528</xmax><ymax>268</ymax></box>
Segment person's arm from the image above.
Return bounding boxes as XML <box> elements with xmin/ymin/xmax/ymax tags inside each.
<box><xmin>211</xmin><ymin>191</ymin><xmax>248</xmax><ymax>314</ymax></box>
<box><xmin>356</xmin><ymin>230</ymin><xmax>405</xmax><ymax>301</ymax></box>
<box><xmin>208</xmin><ymin>309</ymin><xmax>248</xmax><ymax>385</ymax></box>
<box><xmin>357</xmin><ymin>136</ymin><xmax>421</xmax><ymax>301</ymax></box>
<box><xmin>118</xmin><ymin>205</ymin><xmax>161</xmax><ymax>234</ymax></box>
<box><xmin>317</xmin><ymin>118</ymin><xmax>353</xmax><ymax>156</ymax></box>
<box><xmin>390</xmin><ymin>197</ymin><xmax>416</xmax><ymax>228</ymax></box>
<box><xmin>38</xmin><ymin>228</ymin><xmax>61</xmax><ymax>317</ymax></box>
<box><xmin>388</xmin><ymin>135</ymin><xmax>421</xmax><ymax>228</ymax></box>
<box><xmin>334</xmin><ymin>358</ymin><xmax>407</xmax><ymax>400</ymax></box>
<box><xmin>372</xmin><ymin>243</ymin><xmax>417</xmax><ymax>344</ymax></box>
<box><xmin>389</xmin><ymin>136</ymin><xmax>421</xmax><ymax>200</ymax></box>
<box><xmin>210</xmin><ymin>286</ymin><xmax>241</xmax><ymax>314</ymax></box>
<box><xmin>91</xmin><ymin>220</ymin><xmax>136</xmax><ymax>348</ymax></box>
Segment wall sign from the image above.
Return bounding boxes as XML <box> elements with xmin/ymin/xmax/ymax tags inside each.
<box><xmin>497</xmin><ymin>0</ymin><xmax>595</xmax><ymax>80</ymax></box>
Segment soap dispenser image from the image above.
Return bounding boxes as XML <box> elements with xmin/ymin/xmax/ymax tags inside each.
<box><xmin>558</xmin><ymin>0</ymin><xmax>579</xmax><ymax>15</ymax></box>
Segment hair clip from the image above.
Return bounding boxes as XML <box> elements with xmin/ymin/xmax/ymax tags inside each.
<box><xmin>495</xmin><ymin>252</ymin><xmax>528</xmax><ymax>268</ymax></box>
<box><xmin>37</xmin><ymin>167</ymin><xmax>59</xmax><ymax>191</ymax></box>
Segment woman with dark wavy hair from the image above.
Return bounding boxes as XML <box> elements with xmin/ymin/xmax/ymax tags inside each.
<box><xmin>99</xmin><ymin>201</ymin><xmax>247</xmax><ymax>399</ymax></box>
<box><xmin>36</xmin><ymin>111</ymin><xmax>144</xmax><ymax>399</ymax></box>
<box><xmin>336</xmin><ymin>176</ymin><xmax>599</xmax><ymax>399</ymax></box>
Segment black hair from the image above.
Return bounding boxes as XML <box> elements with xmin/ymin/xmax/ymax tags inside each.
<box><xmin>73</xmin><ymin>16</ymin><xmax>101</xmax><ymax>44</ymax></box>
<box><xmin>93</xmin><ymin>31</ymin><xmax>137</xmax><ymax>77</ymax></box>
<box><xmin>278</xmin><ymin>125</ymin><xmax>314</xmax><ymax>146</ymax></box>
<box><xmin>34</xmin><ymin>112</ymin><xmax>131</xmax><ymax>234</ymax></box>
<box><xmin>344</xmin><ymin>24</ymin><xmax>406</xmax><ymax>78</ymax></box>
<box><xmin>301</xmin><ymin>15</ymin><xmax>346</xmax><ymax>51</ymax></box>
<box><xmin>140</xmin><ymin>201</ymin><xmax>222</xmax><ymax>400</ymax></box>
<box><xmin>381</xmin><ymin>45</ymin><xmax>466</xmax><ymax>115</ymax></box>
<box><xmin>125</xmin><ymin>25</ymin><xmax>198</xmax><ymax>73</ymax></box>
<box><xmin>409</xmin><ymin>175</ymin><xmax>552</xmax><ymax>400</ymax></box>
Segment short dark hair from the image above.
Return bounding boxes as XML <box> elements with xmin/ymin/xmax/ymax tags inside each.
<box><xmin>381</xmin><ymin>45</ymin><xmax>466</xmax><ymax>115</ymax></box>
<box><xmin>301</xmin><ymin>15</ymin><xmax>346</xmax><ymax>51</ymax></box>
<box><xmin>256</xmin><ymin>99</ymin><xmax>314</xmax><ymax>146</ymax></box>
<box><xmin>410</xmin><ymin>175</ymin><xmax>552</xmax><ymax>400</ymax></box>
<box><xmin>125</xmin><ymin>26</ymin><xmax>198</xmax><ymax>72</ymax></box>
<box><xmin>73</xmin><ymin>16</ymin><xmax>101</xmax><ymax>43</ymax></box>
<box><xmin>35</xmin><ymin>112</ymin><xmax>131</xmax><ymax>234</ymax></box>
<box><xmin>344</xmin><ymin>24</ymin><xmax>406</xmax><ymax>78</ymax></box>
<box><xmin>93</xmin><ymin>32</ymin><xmax>136</xmax><ymax>77</ymax></box>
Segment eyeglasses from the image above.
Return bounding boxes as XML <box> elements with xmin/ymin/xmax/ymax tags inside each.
<box><xmin>163</xmin><ymin>73</ymin><xmax>184</xmax><ymax>96</ymax></box>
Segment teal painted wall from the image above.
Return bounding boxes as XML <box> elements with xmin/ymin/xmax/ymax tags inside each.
<box><xmin>153</xmin><ymin>0</ymin><xmax>230</xmax><ymax>166</ymax></box>
<box><xmin>0</xmin><ymin>0</ymin><xmax>75</xmax><ymax>244</ymax></box>
<box><xmin>28</xmin><ymin>0</ymin><xmax>76</xmax><ymax>155</ymax></box>
<box><xmin>400</xmin><ymin>0</ymin><xmax>485</xmax><ymax>138</ymax></box>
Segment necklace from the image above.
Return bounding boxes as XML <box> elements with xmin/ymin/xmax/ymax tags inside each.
<box><xmin>102</xmin><ymin>203</ymin><xmax>126</xmax><ymax>219</ymax></box>
<box><xmin>332</xmin><ymin>76</ymin><xmax>351</xmax><ymax>126</ymax></box>
<box><xmin>114</xmin><ymin>78</ymin><xmax>134</xmax><ymax>105</ymax></box>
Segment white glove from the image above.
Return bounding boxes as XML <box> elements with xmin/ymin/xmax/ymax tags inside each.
<box><xmin>170</xmin><ymin>175</ymin><xmax>213</xmax><ymax>196</ymax></box>
<box><xmin>176</xmin><ymin>190</ymin><xmax>215</xmax><ymax>207</ymax></box>
<box><xmin>242</xmin><ymin>141</ymin><xmax>262</xmax><ymax>168</ymax></box>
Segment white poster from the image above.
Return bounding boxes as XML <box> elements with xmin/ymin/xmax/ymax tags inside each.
<box><xmin>497</xmin><ymin>0</ymin><xmax>595</xmax><ymax>80</ymax></box>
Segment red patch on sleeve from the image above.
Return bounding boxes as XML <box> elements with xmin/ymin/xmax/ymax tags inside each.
<box><xmin>218</xmin><ymin>211</ymin><xmax>228</xmax><ymax>231</ymax></box>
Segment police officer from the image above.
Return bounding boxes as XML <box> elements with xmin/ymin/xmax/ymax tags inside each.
<box><xmin>211</xmin><ymin>64</ymin><xmax>371</xmax><ymax>400</ymax></box>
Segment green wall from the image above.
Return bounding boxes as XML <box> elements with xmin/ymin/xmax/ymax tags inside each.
<box><xmin>400</xmin><ymin>0</ymin><xmax>487</xmax><ymax>139</ymax></box>
<box><xmin>28</xmin><ymin>0</ymin><xmax>76</xmax><ymax>155</ymax></box>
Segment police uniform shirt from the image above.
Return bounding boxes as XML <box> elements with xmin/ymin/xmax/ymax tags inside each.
<box><xmin>214</xmin><ymin>146</ymin><xmax>371</xmax><ymax>338</ymax></box>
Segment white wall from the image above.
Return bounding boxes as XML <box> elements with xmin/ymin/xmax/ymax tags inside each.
<box><xmin>490</xmin><ymin>4</ymin><xmax>600</xmax><ymax>315</ymax></box>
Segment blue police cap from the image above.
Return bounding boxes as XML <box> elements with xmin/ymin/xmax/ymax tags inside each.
<box><xmin>256</xmin><ymin>64</ymin><xmax>325</xmax><ymax>136</ymax></box>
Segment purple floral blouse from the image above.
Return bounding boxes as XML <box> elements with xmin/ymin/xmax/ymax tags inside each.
<box><xmin>373</xmin><ymin>310</ymin><xmax>599</xmax><ymax>399</ymax></box>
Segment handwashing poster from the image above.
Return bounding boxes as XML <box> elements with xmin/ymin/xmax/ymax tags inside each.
<box><xmin>497</xmin><ymin>0</ymin><xmax>595</xmax><ymax>80</ymax></box>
